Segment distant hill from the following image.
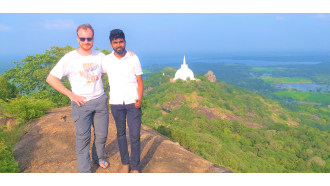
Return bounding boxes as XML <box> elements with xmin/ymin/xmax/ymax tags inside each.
<box><xmin>141</xmin><ymin>68</ymin><xmax>329</xmax><ymax>173</ymax></box>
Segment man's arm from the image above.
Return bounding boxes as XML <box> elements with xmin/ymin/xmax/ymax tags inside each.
<box><xmin>46</xmin><ymin>74</ymin><xmax>86</xmax><ymax>106</ymax></box>
<box><xmin>135</xmin><ymin>75</ymin><xmax>143</xmax><ymax>108</ymax></box>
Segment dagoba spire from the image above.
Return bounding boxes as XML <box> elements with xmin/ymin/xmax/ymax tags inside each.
<box><xmin>183</xmin><ymin>55</ymin><xmax>186</xmax><ymax>65</ymax></box>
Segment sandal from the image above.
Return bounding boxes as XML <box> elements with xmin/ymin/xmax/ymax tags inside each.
<box><xmin>98</xmin><ymin>158</ymin><xmax>109</xmax><ymax>169</ymax></box>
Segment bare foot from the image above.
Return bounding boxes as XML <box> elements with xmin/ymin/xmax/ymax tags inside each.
<box><xmin>119</xmin><ymin>164</ymin><xmax>129</xmax><ymax>173</ymax></box>
<box><xmin>130</xmin><ymin>170</ymin><xmax>139</xmax><ymax>173</ymax></box>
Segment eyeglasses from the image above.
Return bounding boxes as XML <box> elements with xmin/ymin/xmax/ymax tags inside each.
<box><xmin>79</xmin><ymin>37</ymin><xmax>93</xmax><ymax>42</ymax></box>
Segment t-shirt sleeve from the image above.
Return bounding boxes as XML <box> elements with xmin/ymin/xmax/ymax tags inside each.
<box><xmin>49</xmin><ymin>55</ymin><xmax>69</xmax><ymax>79</ymax></box>
<box><xmin>134</xmin><ymin>56</ymin><xmax>143</xmax><ymax>76</ymax></box>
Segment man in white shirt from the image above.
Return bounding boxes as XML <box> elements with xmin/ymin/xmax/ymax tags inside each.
<box><xmin>46</xmin><ymin>24</ymin><xmax>109</xmax><ymax>173</ymax></box>
<box><xmin>102</xmin><ymin>29</ymin><xmax>143</xmax><ymax>173</ymax></box>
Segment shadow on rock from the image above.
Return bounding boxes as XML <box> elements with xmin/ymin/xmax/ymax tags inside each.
<box><xmin>140</xmin><ymin>136</ymin><xmax>163</xmax><ymax>171</ymax></box>
<box><xmin>13</xmin><ymin>119</ymin><xmax>41</xmax><ymax>172</ymax></box>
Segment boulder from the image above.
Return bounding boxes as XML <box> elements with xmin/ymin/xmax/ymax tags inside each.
<box><xmin>205</xmin><ymin>70</ymin><xmax>216</xmax><ymax>82</ymax></box>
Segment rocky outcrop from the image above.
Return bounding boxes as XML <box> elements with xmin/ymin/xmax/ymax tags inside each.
<box><xmin>13</xmin><ymin>106</ymin><xmax>231</xmax><ymax>173</ymax></box>
<box><xmin>205</xmin><ymin>70</ymin><xmax>216</xmax><ymax>82</ymax></box>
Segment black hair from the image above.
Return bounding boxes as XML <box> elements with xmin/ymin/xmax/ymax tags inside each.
<box><xmin>109</xmin><ymin>29</ymin><xmax>125</xmax><ymax>42</ymax></box>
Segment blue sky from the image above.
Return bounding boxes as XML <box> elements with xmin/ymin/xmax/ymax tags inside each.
<box><xmin>1</xmin><ymin>13</ymin><xmax>330</xmax><ymax>58</ymax></box>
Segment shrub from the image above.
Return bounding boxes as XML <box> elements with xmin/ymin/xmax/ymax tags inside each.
<box><xmin>0</xmin><ymin>139</ymin><xmax>20</xmax><ymax>173</ymax></box>
<box><xmin>31</xmin><ymin>90</ymin><xmax>70</xmax><ymax>107</ymax></box>
<box><xmin>157</xmin><ymin>125</ymin><xmax>172</xmax><ymax>137</ymax></box>
<box><xmin>0</xmin><ymin>97</ymin><xmax>55</xmax><ymax>122</ymax></box>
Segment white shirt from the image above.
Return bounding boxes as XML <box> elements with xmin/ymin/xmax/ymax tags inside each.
<box><xmin>102</xmin><ymin>52</ymin><xmax>143</xmax><ymax>105</ymax></box>
<box><xmin>50</xmin><ymin>50</ymin><xmax>105</xmax><ymax>101</ymax></box>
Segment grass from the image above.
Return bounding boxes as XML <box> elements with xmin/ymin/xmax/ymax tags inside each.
<box><xmin>0</xmin><ymin>122</ymin><xmax>28</xmax><ymax>173</ymax></box>
<box><xmin>273</xmin><ymin>91</ymin><xmax>330</xmax><ymax>104</ymax></box>
<box><xmin>0</xmin><ymin>121</ymin><xmax>28</xmax><ymax>148</ymax></box>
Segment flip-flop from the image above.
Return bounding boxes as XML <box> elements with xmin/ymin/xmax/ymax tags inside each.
<box><xmin>98</xmin><ymin>158</ymin><xmax>109</xmax><ymax>169</ymax></box>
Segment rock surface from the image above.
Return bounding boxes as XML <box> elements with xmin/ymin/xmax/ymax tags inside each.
<box><xmin>205</xmin><ymin>70</ymin><xmax>216</xmax><ymax>82</ymax></box>
<box><xmin>13</xmin><ymin>106</ymin><xmax>231</xmax><ymax>173</ymax></box>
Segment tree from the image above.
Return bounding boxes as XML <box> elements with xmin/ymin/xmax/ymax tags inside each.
<box><xmin>5</xmin><ymin>46</ymin><xmax>75</xmax><ymax>95</ymax></box>
<box><xmin>100</xmin><ymin>49</ymin><xmax>111</xmax><ymax>55</ymax></box>
<box><xmin>0</xmin><ymin>75</ymin><xmax>17</xmax><ymax>101</ymax></box>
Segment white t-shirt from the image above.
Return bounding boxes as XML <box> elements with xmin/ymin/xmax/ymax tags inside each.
<box><xmin>50</xmin><ymin>50</ymin><xmax>105</xmax><ymax>102</ymax></box>
<box><xmin>102</xmin><ymin>52</ymin><xmax>143</xmax><ymax>105</ymax></box>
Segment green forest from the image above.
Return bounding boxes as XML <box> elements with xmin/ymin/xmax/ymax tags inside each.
<box><xmin>1</xmin><ymin>46</ymin><xmax>329</xmax><ymax>172</ymax></box>
<box><xmin>142</xmin><ymin>68</ymin><xmax>329</xmax><ymax>172</ymax></box>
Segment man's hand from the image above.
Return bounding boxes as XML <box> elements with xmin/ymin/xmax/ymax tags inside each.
<box><xmin>128</xmin><ymin>50</ymin><xmax>136</xmax><ymax>56</ymax></box>
<box><xmin>46</xmin><ymin>74</ymin><xmax>86</xmax><ymax>107</ymax></box>
<box><xmin>135</xmin><ymin>75</ymin><xmax>143</xmax><ymax>109</ymax></box>
<box><xmin>69</xmin><ymin>93</ymin><xmax>87</xmax><ymax>107</ymax></box>
<box><xmin>135</xmin><ymin>99</ymin><xmax>142</xmax><ymax>108</ymax></box>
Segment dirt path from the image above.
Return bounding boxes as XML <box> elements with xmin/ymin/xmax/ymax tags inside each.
<box><xmin>13</xmin><ymin>107</ymin><xmax>231</xmax><ymax>173</ymax></box>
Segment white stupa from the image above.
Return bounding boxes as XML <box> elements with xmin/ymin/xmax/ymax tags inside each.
<box><xmin>174</xmin><ymin>56</ymin><xmax>195</xmax><ymax>81</ymax></box>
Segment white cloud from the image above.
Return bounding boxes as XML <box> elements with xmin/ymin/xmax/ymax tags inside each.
<box><xmin>313</xmin><ymin>14</ymin><xmax>328</xmax><ymax>19</ymax></box>
<box><xmin>275</xmin><ymin>16</ymin><xmax>287</xmax><ymax>21</ymax></box>
<box><xmin>43</xmin><ymin>19</ymin><xmax>77</xmax><ymax>30</ymax></box>
<box><xmin>0</xmin><ymin>24</ymin><xmax>12</xmax><ymax>31</ymax></box>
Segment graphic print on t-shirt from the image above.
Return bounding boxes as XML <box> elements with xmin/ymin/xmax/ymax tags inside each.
<box><xmin>79</xmin><ymin>63</ymin><xmax>100</xmax><ymax>83</ymax></box>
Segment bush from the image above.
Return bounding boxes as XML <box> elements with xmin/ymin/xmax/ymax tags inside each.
<box><xmin>0</xmin><ymin>75</ymin><xmax>17</xmax><ymax>101</ymax></box>
<box><xmin>0</xmin><ymin>139</ymin><xmax>19</xmax><ymax>173</ymax></box>
<box><xmin>31</xmin><ymin>90</ymin><xmax>70</xmax><ymax>107</ymax></box>
<box><xmin>0</xmin><ymin>97</ymin><xmax>55</xmax><ymax>122</ymax></box>
<box><xmin>157</xmin><ymin>125</ymin><xmax>172</xmax><ymax>137</ymax></box>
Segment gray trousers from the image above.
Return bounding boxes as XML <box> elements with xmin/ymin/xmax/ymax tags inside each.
<box><xmin>71</xmin><ymin>94</ymin><xmax>109</xmax><ymax>173</ymax></box>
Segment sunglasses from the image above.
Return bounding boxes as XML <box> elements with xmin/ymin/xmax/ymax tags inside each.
<box><xmin>79</xmin><ymin>37</ymin><xmax>93</xmax><ymax>42</ymax></box>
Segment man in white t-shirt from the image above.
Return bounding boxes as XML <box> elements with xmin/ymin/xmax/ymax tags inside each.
<box><xmin>102</xmin><ymin>29</ymin><xmax>143</xmax><ymax>173</ymax></box>
<box><xmin>46</xmin><ymin>24</ymin><xmax>109</xmax><ymax>173</ymax></box>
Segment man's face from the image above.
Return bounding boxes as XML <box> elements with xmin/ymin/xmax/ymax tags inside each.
<box><xmin>77</xmin><ymin>28</ymin><xmax>94</xmax><ymax>51</ymax></box>
<box><xmin>110</xmin><ymin>38</ymin><xmax>126</xmax><ymax>55</ymax></box>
